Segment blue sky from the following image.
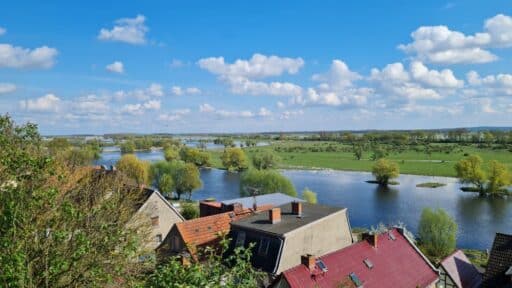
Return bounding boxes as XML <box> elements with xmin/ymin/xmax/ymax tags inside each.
<box><xmin>1</xmin><ymin>0</ymin><xmax>512</xmax><ymax>134</ymax></box>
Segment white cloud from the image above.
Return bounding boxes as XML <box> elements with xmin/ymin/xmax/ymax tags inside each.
<box><xmin>258</xmin><ymin>107</ymin><xmax>272</xmax><ymax>117</ymax></box>
<box><xmin>0</xmin><ymin>83</ymin><xmax>16</xmax><ymax>94</ymax></box>
<box><xmin>465</xmin><ymin>70</ymin><xmax>512</xmax><ymax>96</ymax></box>
<box><xmin>171</xmin><ymin>86</ymin><xmax>201</xmax><ymax>96</ymax></box>
<box><xmin>198</xmin><ymin>53</ymin><xmax>304</xmax><ymax>97</ymax></box>
<box><xmin>312</xmin><ymin>60</ymin><xmax>361</xmax><ymax>89</ymax></box>
<box><xmin>148</xmin><ymin>83</ymin><xmax>163</xmax><ymax>97</ymax></box>
<box><xmin>199</xmin><ymin>103</ymin><xmax>215</xmax><ymax>113</ymax></box>
<box><xmin>19</xmin><ymin>94</ymin><xmax>61</xmax><ymax>112</ymax></box>
<box><xmin>72</xmin><ymin>94</ymin><xmax>109</xmax><ymax>113</ymax></box>
<box><xmin>0</xmin><ymin>44</ymin><xmax>58</xmax><ymax>69</ymax></box>
<box><xmin>115</xmin><ymin>83</ymin><xmax>164</xmax><ymax>100</ymax></box>
<box><xmin>409</xmin><ymin>61</ymin><xmax>463</xmax><ymax>88</ymax></box>
<box><xmin>0</xmin><ymin>27</ymin><xmax>5</xmax><ymax>36</ymax></box>
<box><xmin>121</xmin><ymin>99</ymin><xmax>160</xmax><ymax>115</ymax></box>
<box><xmin>276</xmin><ymin>101</ymin><xmax>285</xmax><ymax>108</ymax></box>
<box><xmin>399</xmin><ymin>14</ymin><xmax>512</xmax><ymax>64</ymax></box>
<box><xmin>280</xmin><ymin>110</ymin><xmax>304</xmax><ymax>120</ymax></box>
<box><xmin>98</xmin><ymin>15</ymin><xmax>148</xmax><ymax>44</ymax></box>
<box><xmin>105</xmin><ymin>61</ymin><xmax>124</xmax><ymax>73</ymax></box>
<box><xmin>198</xmin><ymin>103</ymin><xmax>271</xmax><ymax>118</ymax></box>
<box><xmin>159</xmin><ymin>109</ymin><xmax>191</xmax><ymax>121</ymax></box>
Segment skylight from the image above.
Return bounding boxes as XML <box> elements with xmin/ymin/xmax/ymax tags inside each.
<box><xmin>363</xmin><ymin>258</ymin><xmax>373</xmax><ymax>269</ymax></box>
<box><xmin>349</xmin><ymin>272</ymin><xmax>363</xmax><ymax>287</ymax></box>
<box><xmin>388</xmin><ymin>231</ymin><xmax>396</xmax><ymax>241</ymax></box>
<box><xmin>316</xmin><ymin>259</ymin><xmax>328</xmax><ymax>272</ymax></box>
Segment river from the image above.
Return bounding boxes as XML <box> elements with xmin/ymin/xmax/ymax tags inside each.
<box><xmin>96</xmin><ymin>149</ymin><xmax>512</xmax><ymax>250</ymax></box>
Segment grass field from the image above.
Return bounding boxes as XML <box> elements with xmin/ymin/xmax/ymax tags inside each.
<box><xmin>209</xmin><ymin>141</ymin><xmax>512</xmax><ymax>177</ymax></box>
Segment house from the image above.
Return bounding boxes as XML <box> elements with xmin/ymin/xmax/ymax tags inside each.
<box><xmin>273</xmin><ymin>228</ymin><xmax>439</xmax><ymax>288</ymax></box>
<box><xmin>438</xmin><ymin>250</ymin><xmax>482</xmax><ymax>288</ymax></box>
<box><xmin>156</xmin><ymin>204</ymin><xmax>272</xmax><ymax>261</ymax></box>
<box><xmin>226</xmin><ymin>202</ymin><xmax>353</xmax><ymax>275</ymax></box>
<box><xmin>482</xmin><ymin>232</ymin><xmax>512</xmax><ymax>288</ymax></box>
<box><xmin>199</xmin><ymin>193</ymin><xmax>304</xmax><ymax>217</ymax></box>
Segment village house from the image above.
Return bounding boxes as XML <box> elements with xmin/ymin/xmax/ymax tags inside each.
<box><xmin>225</xmin><ymin>201</ymin><xmax>353</xmax><ymax>275</ymax></box>
<box><xmin>273</xmin><ymin>228</ymin><xmax>439</xmax><ymax>288</ymax></box>
<box><xmin>438</xmin><ymin>250</ymin><xmax>482</xmax><ymax>288</ymax></box>
<box><xmin>482</xmin><ymin>232</ymin><xmax>512</xmax><ymax>288</ymax></box>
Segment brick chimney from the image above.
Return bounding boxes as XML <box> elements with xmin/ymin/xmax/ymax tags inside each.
<box><xmin>269</xmin><ymin>207</ymin><xmax>281</xmax><ymax>224</ymax></box>
<box><xmin>301</xmin><ymin>254</ymin><xmax>316</xmax><ymax>271</ymax></box>
<box><xmin>363</xmin><ymin>232</ymin><xmax>378</xmax><ymax>248</ymax></box>
<box><xmin>292</xmin><ymin>201</ymin><xmax>302</xmax><ymax>216</ymax></box>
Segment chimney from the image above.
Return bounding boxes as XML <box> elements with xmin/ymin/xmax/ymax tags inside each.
<box><xmin>292</xmin><ymin>201</ymin><xmax>302</xmax><ymax>216</ymax></box>
<box><xmin>269</xmin><ymin>207</ymin><xmax>281</xmax><ymax>224</ymax></box>
<box><xmin>363</xmin><ymin>232</ymin><xmax>378</xmax><ymax>248</ymax></box>
<box><xmin>301</xmin><ymin>254</ymin><xmax>316</xmax><ymax>271</ymax></box>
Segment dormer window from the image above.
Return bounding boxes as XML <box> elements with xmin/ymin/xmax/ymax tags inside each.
<box><xmin>151</xmin><ymin>216</ymin><xmax>160</xmax><ymax>226</ymax></box>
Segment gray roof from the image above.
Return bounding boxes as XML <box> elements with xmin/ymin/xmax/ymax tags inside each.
<box><xmin>230</xmin><ymin>202</ymin><xmax>344</xmax><ymax>236</ymax></box>
<box><xmin>221</xmin><ymin>193</ymin><xmax>304</xmax><ymax>209</ymax></box>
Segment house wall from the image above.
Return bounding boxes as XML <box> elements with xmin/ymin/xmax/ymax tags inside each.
<box><xmin>156</xmin><ymin>225</ymin><xmax>186</xmax><ymax>261</ymax></box>
<box><xmin>131</xmin><ymin>192</ymin><xmax>184</xmax><ymax>251</ymax></box>
<box><xmin>438</xmin><ymin>266</ymin><xmax>458</xmax><ymax>288</ymax></box>
<box><xmin>276</xmin><ymin>208</ymin><xmax>353</xmax><ymax>274</ymax></box>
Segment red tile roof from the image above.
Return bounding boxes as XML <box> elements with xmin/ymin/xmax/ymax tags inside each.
<box><xmin>281</xmin><ymin>228</ymin><xmax>439</xmax><ymax>288</ymax></box>
<box><xmin>440</xmin><ymin>250</ymin><xmax>482</xmax><ymax>288</ymax></box>
<box><xmin>176</xmin><ymin>205</ymin><xmax>273</xmax><ymax>255</ymax></box>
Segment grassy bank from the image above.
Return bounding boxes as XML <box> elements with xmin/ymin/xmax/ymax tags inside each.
<box><xmin>208</xmin><ymin>141</ymin><xmax>512</xmax><ymax>177</ymax></box>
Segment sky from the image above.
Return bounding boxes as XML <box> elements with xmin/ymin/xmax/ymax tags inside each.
<box><xmin>1</xmin><ymin>0</ymin><xmax>512</xmax><ymax>135</ymax></box>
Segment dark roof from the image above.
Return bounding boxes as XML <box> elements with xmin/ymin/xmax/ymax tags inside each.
<box><xmin>280</xmin><ymin>228</ymin><xmax>439</xmax><ymax>288</ymax></box>
<box><xmin>221</xmin><ymin>193</ymin><xmax>304</xmax><ymax>209</ymax></box>
<box><xmin>483</xmin><ymin>232</ymin><xmax>512</xmax><ymax>288</ymax></box>
<box><xmin>440</xmin><ymin>250</ymin><xmax>482</xmax><ymax>288</ymax></box>
<box><xmin>230</xmin><ymin>202</ymin><xmax>344</xmax><ymax>236</ymax></box>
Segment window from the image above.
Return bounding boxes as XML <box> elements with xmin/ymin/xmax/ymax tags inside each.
<box><xmin>363</xmin><ymin>258</ymin><xmax>373</xmax><ymax>269</ymax></box>
<box><xmin>155</xmin><ymin>233</ymin><xmax>163</xmax><ymax>243</ymax></box>
<box><xmin>349</xmin><ymin>272</ymin><xmax>363</xmax><ymax>287</ymax></box>
<box><xmin>151</xmin><ymin>216</ymin><xmax>160</xmax><ymax>227</ymax></box>
<box><xmin>316</xmin><ymin>259</ymin><xmax>328</xmax><ymax>272</ymax></box>
<box><xmin>235</xmin><ymin>231</ymin><xmax>246</xmax><ymax>247</ymax></box>
<box><xmin>257</xmin><ymin>238</ymin><xmax>270</xmax><ymax>256</ymax></box>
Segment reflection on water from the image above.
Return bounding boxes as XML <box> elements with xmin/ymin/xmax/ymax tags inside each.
<box><xmin>97</xmin><ymin>150</ymin><xmax>512</xmax><ymax>250</ymax></box>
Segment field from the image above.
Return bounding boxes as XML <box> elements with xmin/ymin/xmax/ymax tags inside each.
<box><xmin>209</xmin><ymin>141</ymin><xmax>512</xmax><ymax>177</ymax></box>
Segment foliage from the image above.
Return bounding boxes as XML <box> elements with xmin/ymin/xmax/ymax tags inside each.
<box><xmin>455</xmin><ymin>155</ymin><xmax>486</xmax><ymax>192</ymax></box>
<box><xmin>252</xmin><ymin>150</ymin><xmax>280</xmax><ymax>170</ymax></box>
<box><xmin>240</xmin><ymin>169</ymin><xmax>297</xmax><ymax>197</ymax></box>
<box><xmin>116</xmin><ymin>154</ymin><xmax>150</xmax><ymax>185</ymax></box>
<box><xmin>120</xmin><ymin>140</ymin><xmax>136</xmax><ymax>154</ymax></box>
<box><xmin>46</xmin><ymin>137</ymin><xmax>71</xmax><ymax>155</ymax></box>
<box><xmin>0</xmin><ymin>115</ymin><xmax>147</xmax><ymax>288</ymax></box>
<box><xmin>302</xmin><ymin>188</ymin><xmax>317</xmax><ymax>204</ymax></box>
<box><xmin>59</xmin><ymin>147</ymin><xmax>98</xmax><ymax>168</ymax></box>
<box><xmin>371</xmin><ymin>158</ymin><xmax>399</xmax><ymax>185</ymax></box>
<box><xmin>163</xmin><ymin>146</ymin><xmax>180</xmax><ymax>162</ymax></box>
<box><xmin>172</xmin><ymin>162</ymin><xmax>202</xmax><ymax>200</ymax></box>
<box><xmin>418</xmin><ymin>208</ymin><xmax>457</xmax><ymax>259</ymax></box>
<box><xmin>158</xmin><ymin>174</ymin><xmax>174</xmax><ymax>196</ymax></box>
<box><xmin>180</xmin><ymin>147</ymin><xmax>211</xmax><ymax>167</ymax></box>
<box><xmin>146</xmin><ymin>239</ymin><xmax>265</xmax><ymax>288</ymax></box>
<box><xmin>181</xmin><ymin>202</ymin><xmax>199</xmax><ymax>220</ymax></box>
<box><xmin>221</xmin><ymin>148</ymin><xmax>249</xmax><ymax>171</ymax></box>
<box><xmin>486</xmin><ymin>160</ymin><xmax>510</xmax><ymax>193</ymax></box>
<box><xmin>353</xmin><ymin>144</ymin><xmax>363</xmax><ymax>160</ymax></box>
<box><xmin>370</xmin><ymin>146</ymin><xmax>387</xmax><ymax>161</ymax></box>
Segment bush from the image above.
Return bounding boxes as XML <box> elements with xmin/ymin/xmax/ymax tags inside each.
<box><xmin>302</xmin><ymin>188</ymin><xmax>317</xmax><ymax>204</ymax></box>
<box><xmin>371</xmin><ymin>158</ymin><xmax>399</xmax><ymax>185</ymax></box>
<box><xmin>240</xmin><ymin>169</ymin><xmax>297</xmax><ymax>197</ymax></box>
<box><xmin>181</xmin><ymin>203</ymin><xmax>199</xmax><ymax>220</ymax></box>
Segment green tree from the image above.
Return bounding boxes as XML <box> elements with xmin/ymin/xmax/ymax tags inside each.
<box><xmin>486</xmin><ymin>160</ymin><xmax>510</xmax><ymax>194</ymax></box>
<box><xmin>455</xmin><ymin>155</ymin><xmax>486</xmax><ymax>192</ymax></box>
<box><xmin>252</xmin><ymin>150</ymin><xmax>280</xmax><ymax>170</ymax></box>
<box><xmin>180</xmin><ymin>147</ymin><xmax>211</xmax><ymax>167</ymax></box>
<box><xmin>353</xmin><ymin>144</ymin><xmax>363</xmax><ymax>160</ymax></box>
<box><xmin>46</xmin><ymin>137</ymin><xmax>71</xmax><ymax>155</ymax></box>
<box><xmin>371</xmin><ymin>158</ymin><xmax>399</xmax><ymax>185</ymax></box>
<box><xmin>173</xmin><ymin>162</ymin><xmax>202</xmax><ymax>200</ymax></box>
<box><xmin>302</xmin><ymin>188</ymin><xmax>317</xmax><ymax>204</ymax></box>
<box><xmin>120</xmin><ymin>140</ymin><xmax>136</xmax><ymax>154</ymax></box>
<box><xmin>418</xmin><ymin>208</ymin><xmax>457</xmax><ymax>259</ymax></box>
<box><xmin>164</xmin><ymin>146</ymin><xmax>180</xmax><ymax>162</ymax></box>
<box><xmin>60</xmin><ymin>147</ymin><xmax>97</xmax><ymax>168</ymax></box>
<box><xmin>158</xmin><ymin>174</ymin><xmax>174</xmax><ymax>196</ymax></box>
<box><xmin>370</xmin><ymin>146</ymin><xmax>387</xmax><ymax>161</ymax></box>
<box><xmin>222</xmin><ymin>148</ymin><xmax>249</xmax><ymax>171</ymax></box>
<box><xmin>240</xmin><ymin>169</ymin><xmax>297</xmax><ymax>197</ymax></box>
<box><xmin>181</xmin><ymin>202</ymin><xmax>199</xmax><ymax>220</ymax></box>
<box><xmin>116</xmin><ymin>154</ymin><xmax>150</xmax><ymax>185</ymax></box>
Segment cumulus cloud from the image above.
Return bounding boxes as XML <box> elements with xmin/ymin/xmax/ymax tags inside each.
<box><xmin>0</xmin><ymin>83</ymin><xmax>16</xmax><ymax>94</ymax></box>
<box><xmin>465</xmin><ymin>70</ymin><xmax>512</xmax><ymax>97</ymax></box>
<box><xmin>106</xmin><ymin>61</ymin><xmax>124</xmax><ymax>73</ymax></box>
<box><xmin>121</xmin><ymin>99</ymin><xmax>161</xmax><ymax>115</ymax></box>
<box><xmin>399</xmin><ymin>14</ymin><xmax>512</xmax><ymax>64</ymax></box>
<box><xmin>0</xmin><ymin>44</ymin><xmax>58</xmax><ymax>69</ymax></box>
<box><xmin>198</xmin><ymin>103</ymin><xmax>271</xmax><ymax>119</ymax></box>
<box><xmin>198</xmin><ymin>53</ymin><xmax>304</xmax><ymax>97</ymax></box>
<box><xmin>159</xmin><ymin>109</ymin><xmax>191</xmax><ymax>121</ymax></box>
<box><xmin>19</xmin><ymin>94</ymin><xmax>61</xmax><ymax>112</ymax></box>
<box><xmin>72</xmin><ymin>94</ymin><xmax>110</xmax><ymax>114</ymax></box>
<box><xmin>115</xmin><ymin>83</ymin><xmax>164</xmax><ymax>100</ymax></box>
<box><xmin>98</xmin><ymin>15</ymin><xmax>148</xmax><ymax>44</ymax></box>
<box><xmin>171</xmin><ymin>86</ymin><xmax>201</xmax><ymax>96</ymax></box>
<box><xmin>199</xmin><ymin>103</ymin><xmax>215</xmax><ymax>113</ymax></box>
<box><xmin>280</xmin><ymin>110</ymin><xmax>304</xmax><ymax>120</ymax></box>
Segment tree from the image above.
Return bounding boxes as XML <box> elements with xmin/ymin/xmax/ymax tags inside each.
<box><xmin>173</xmin><ymin>162</ymin><xmax>202</xmax><ymax>200</ymax></box>
<box><xmin>455</xmin><ymin>155</ymin><xmax>486</xmax><ymax>192</ymax></box>
<box><xmin>120</xmin><ymin>140</ymin><xmax>136</xmax><ymax>154</ymax></box>
<box><xmin>418</xmin><ymin>208</ymin><xmax>457</xmax><ymax>259</ymax></box>
<box><xmin>486</xmin><ymin>160</ymin><xmax>510</xmax><ymax>194</ymax></box>
<box><xmin>240</xmin><ymin>169</ymin><xmax>297</xmax><ymax>197</ymax></box>
<box><xmin>370</xmin><ymin>146</ymin><xmax>387</xmax><ymax>161</ymax></box>
<box><xmin>302</xmin><ymin>188</ymin><xmax>317</xmax><ymax>204</ymax></box>
<box><xmin>163</xmin><ymin>146</ymin><xmax>180</xmax><ymax>162</ymax></box>
<box><xmin>371</xmin><ymin>158</ymin><xmax>399</xmax><ymax>185</ymax></box>
<box><xmin>46</xmin><ymin>137</ymin><xmax>71</xmax><ymax>155</ymax></box>
<box><xmin>0</xmin><ymin>115</ymin><xmax>147</xmax><ymax>287</ymax></box>
<box><xmin>252</xmin><ymin>150</ymin><xmax>280</xmax><ymax>170</ymax></box>
<box><xmin>116</xmin><ymin>154</ymin><xmax>150</xmax><ymax>185</ymax></box>
<box><xmin>222</xmin><ymin>148</ymin><xmax>249</xmax><ymax>171</ymax></box>
<box><xmin>158</xmin><ymin>174</ymin><xmax>174</xmax><ymax>196</ymax></box>
<box><xmin>60</xmin><ymin>147</ymin><xmax>97</xmax><ymax>168</ymax></box>
<box><xmin>179</xmin><ymin>147</ymin><xmax>211</xmax><ymax>167</ymax></box>
<box><xmin>353</xmin><ymin>144</ymin><xmax>363</xmax><ymax>160</ymax></box>
<box><xmin>181</xmin><ymin>203</ymin><xmax>199</xmax><ymax>220</ymax></box>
